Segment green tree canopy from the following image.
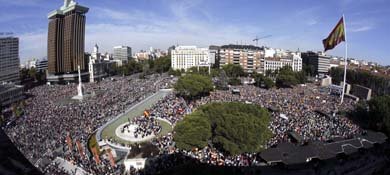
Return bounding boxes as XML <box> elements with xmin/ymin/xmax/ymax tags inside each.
<box><xmin>368</xmin><ymin>96</ymin><xmax>390</xmax><ymax>135</ymax></box>
<box><xmin>174</xmin><ymin>102</ymin><xmax>272</xmax><ymax>155</ymax></box>
<box><xmin>174</xmin><ymin>74</ymin><xmax>213</xmax><ymax>99</ymax></box>
<box><xmin>222</xmin><ymin>64</ymin><xmax>245</xmax><ymax>78</ymax></box>
<box><xmin>275</xmin><ymin>66</ymin><xmax>306</xmax><ymax>88</ymax></box>
<box><xmin>253</xmin><ymin>73</ymin><xmax>275</xmax><ymax>89</ymax></box>
<box><xmin>330</xmin><ymin>67</ymin><xmax>390</xmax><ymax>96</ymax></box>
<box><xmin>151</xmin><ymin>56</ymin><xmax>171</xmax><ymax>74</ymax></box>
<box><xmin>350</xmin><ymin>95</ymin><xmax>390</xmax><ymax>136</ymax></box>
<box><xmin>174</xmin><ymin>115</ymin><xmax>212</xmax><ymax>150</ymax></box>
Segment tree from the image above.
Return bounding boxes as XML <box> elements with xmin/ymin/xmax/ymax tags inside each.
<box><xmin>222</xmin><ymin>64</ymin><xmax>245</xmax><ymax>78</ymax></box>
<box><xmin>174</xmin><ymin>74</ymin><xmax>213</xmax><ymax>99</ymax></box>
<box><xmin>350</xmin><ymin>95</ymin><xmax>390</xmax><ymax>136</ymax></box>
<box><xmin>303</xmin><ymin>63</ymin><xmax>316</xmax><ymax>77</ymax></box>
<box><xmin>174</xmin><ymin>102</ymin><xmax>272</xmax><ymax>155</ymax></box>
<box><xmin>152</xmin><ymin>56</ymin><xmax>171</xmax><ymax>74</ymax></box>
<box><xmin>118</xmin><ymin>60</ymin><xmax>143</xmax><ymax>76</ymax></box>
<box><xmin>367</xmin><ymin>95</ymin><xmax>390</xmax><ymax>135</ymax></box>
<box><xmin>276</xmin><ymin>66</ymin><xmax>298</xmax><ymax>88</ymax></box>
<box><xmin>253</xmin><ymin>73</ymin><xmax>275</xmax><ymax>89</ymax></box>
<box><xmin>174</xmin><ymin>115</ymin><xmax>211</xmax><ymax>150</ymax></box>
<box><xmin>275</xmin><ymin>66</ymin><xmax>306</xmax><ymax>88</ymax></box>
<box><xmin>168</xmin><ymin>68</ymin><xmax>182</xmax><ymax>76</ymax></box>
<box><xmin>330</xmin><ymin>67</ymin><xmax>390</xmax><ymax>96</ymax></box>
<box><xmin>228</xmin><ymin>77</ymin><xmax>241</xmax><ymax>86</ymax></box>
<box><xmin>215</xmin><ymin>70</ymin><xmax>229</xmax><ymax>90</ymax></box>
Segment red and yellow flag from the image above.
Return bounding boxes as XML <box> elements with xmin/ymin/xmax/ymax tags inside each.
<box><xmin>66</xmin><ymin>135</ymin><xmax>73</xmax><ymax>151</ymax></box>
<box><xmin>107</xmin><ymin>149</ymin><xmax>116</xmax><ymax>167</ymax></box>
<box><xmin>92</xmin><ymin>147</ymin><xmax>101</xmax><ymax>164</ymax></box>
<box><xmin>323</xmin><ymin>17</ymin><xmax>345</xmax><ymax>52</ymax></box>
<box><xmin>144</xmin><ymin>110</ymin><xmax>150</xmax><ymax>117</ymax></box>
<box><xmin>76</xmin><ymin>140</ymin><xmax>85</xmax><ymax>159</ymax></box>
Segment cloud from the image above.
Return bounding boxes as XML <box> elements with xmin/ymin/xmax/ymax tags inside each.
<box><xmin>0</xmin><ymin>14</ymin><xmax>26</xmax><ymax>23</ymax></box>
<box><xmin>0</xmin><ymin>0</ymin><xmax>45</xmax><ymax>6</ymax></box>
<box><xmin>85</xmin><ymin>2</ymin><xmax>261</xmax><ymax>53</ymax></box>
<box><xmin>349</xmin><ymin>20</ymin><xmax>375</xmax><ymax>33</ymax></box>
<box><xmin>18</xmin><ymin>31</ymin><xmax>47</xmax><ymax>62</ymax></box>
<box><xmin>350</xmin><ymin>26</ymin><xmax>373</xmax><ymax>32</ymax></box>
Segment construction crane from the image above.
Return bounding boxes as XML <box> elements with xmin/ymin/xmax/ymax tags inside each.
<box><xmin>253</xmin><ymin>35</ymin><xmax>272</xmax><ymax>46</ymax></box>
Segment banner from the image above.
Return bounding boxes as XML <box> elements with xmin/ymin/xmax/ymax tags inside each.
<box><xmin>92</xmin><ymin>147</ymin><xmax>101</xmax><ymax>164</ymax></box>
<box><xmin>107</xmin><ymin>149</ymin><xmax>116</xmax><ymax>167</ymax></box>
<box><xmin>76</xmin><ymin>140</ymin><xmax>85</xmax><ymax>159</ymax></box>
<box><xmin>66</xmin><ymin>135</ymin><xmax>73</xmax><ymax>151</ymax></box>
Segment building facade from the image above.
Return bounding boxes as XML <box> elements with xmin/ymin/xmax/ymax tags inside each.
<box><xmin>219</xmin><ymin>45</ymin><xmax>263</xmax><ymax>73</ymax></box>
<box><xmin>88</xmin><ymin>44</ymin><xmax>116</xmax><ymax>82</ymax></box>
<box><xmin>36</xmin><ymin>59</ymin><xmax>48</xmax><ymax>72</ymax></box>
<box><xmin>0</xmin><ymin>37</ymin><xmax>20</xmax><ymax>84</ymax></box>
<box><xmin>47</xmin><ymin>0</ymin><xmax>88</xmax><ymax>75</ymax></box>
<box><xmin>113</xmin><ymin>46</ymin><xmax>132</xmax><ymax>66</ymax></box>
<box><xmin>171</xmin><ymin>46</ymin><xmax>210</xmax><ymax>71</ymax></box>
<box><xmin>302</xmin><ymin>51</ymin><xmax>331</xmax><ymax>77</ymax></box>
<box><xmin>0</xmin><ymin>84</ymin><xmax>24</xmax><ymax>106</ymax></box>
<box><xmin>262</xmin><ymin>51</ymin><xmax>302</xmax><ymax>74</ymax></box>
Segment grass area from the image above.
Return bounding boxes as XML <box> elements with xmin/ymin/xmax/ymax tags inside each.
<box><xmin>100</xmin><ymin>90</ymin><xmax>173</xmax><ymax>145</ymax></box>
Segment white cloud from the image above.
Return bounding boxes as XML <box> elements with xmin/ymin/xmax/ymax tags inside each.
<box><xmin>350</xmin><ymin>26</ymin><xmax>373</xmax><ymax>32</ymax></box>
<box><xmin>0</xmin><ymin>0</ymin><xmax>45</xmax><ymax>6</ymax></box>
<box><xmin>18</xmin><ymin>31</ymin><xmax>47</xmax><ymax>62</ymax></box>
<box><xmin>349</xmin><ymin>20</ymin><xmax>375</xmax><ymax>33</ymax></box>
<box><xmin>85</xmin><ymin>3</ymin><xmax>262</xmax><ymax>53</ymax></box>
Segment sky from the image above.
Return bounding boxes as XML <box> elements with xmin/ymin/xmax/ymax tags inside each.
<box><xmin>0</xmin><ymin>0</ymin><xmax>389</xmax><ymax>65</ymax></box>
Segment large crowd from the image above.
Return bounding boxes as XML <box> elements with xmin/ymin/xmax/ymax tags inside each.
<box><xmin>4</xmin><ymin>73</ymin><xmax>173</xmax><ymax>174</ymax></box>
<box><xmin>125</xmin><ymin>83</ymin><xmax>363</xmax><ymax>172</ymax></box>
<box><xmin>129</xmin><ymin>115</ymin><xmax>161</xmax><ymax>138</ymax></box>
<box><xmin>3</xmin><ymin>72</ymin><xmax>364</xmax><ymax>174</ymax></box>
<box><xmin>194</xmin><ymin>84</ymin><xmax>361</xmax><ymax>146</ymax></box>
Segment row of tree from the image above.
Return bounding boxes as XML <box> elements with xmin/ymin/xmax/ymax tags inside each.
<box><xmin>115</xmin><ymin>55</ymin><xmax>172</xmax><ymax>77</ymax></box>
<box><xmin>330</xmin><ymin>67</ymin><xmax>390</xmax><ymax>96</ymax></box>
<box><xmin>20</xmin><ymin>67</ymin><xmax>46</xmax><ymax>83</ymax></box>
<box><xmin>174</xmin><ymin>74</ymin><xmax>213</xmax><ymax>100</ymax></box>
<box><xmin>174</xmin><ymin>102</ymin><xmax>272</xmax><ymax>155</ymax></box>
<box><xmin>350</xmin><ymin>95</ymin><xmax>390</xmax><ymax>136</ymax></box>
<box><xmin>275</xmin><ymin>66</ymin><xmax>306</xmax><ymax>88</ymax></box>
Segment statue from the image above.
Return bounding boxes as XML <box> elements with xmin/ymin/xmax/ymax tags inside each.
<box><xmin>63</xmin><ymin>0</ymin><xmax>71</xmax><ymax>7</ymax></box>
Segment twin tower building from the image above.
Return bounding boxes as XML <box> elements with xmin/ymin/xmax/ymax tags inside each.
<box><xmin>47</xmin><ymin>0</ymin><xmax>88</xmax><ymax>82</ymax></box>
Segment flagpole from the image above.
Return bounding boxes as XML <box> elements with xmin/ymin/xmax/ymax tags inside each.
<box><xmin>340</xmin><ymin>14</ymin><xmax>348</xmax><ymax>104</ymax></box>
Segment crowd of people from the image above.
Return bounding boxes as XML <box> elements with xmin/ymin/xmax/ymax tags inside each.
<box><xmin>192</xmin><ymin>84</ymin><xmax>361</xmax><ymax>146</ymax></box>
<box><xmin>3</xmin><ymin>71</ymin><xmax>365</xmax><ymax>174</ymax></box>
<box><xmin>129</xmin><ymin>115</ymin><xmax>162</xmax><ymax>138</ymax></box>
<box><xmin>3</xmin><ymin>73</ymin><xmax>173</xmax><ymax>174</ymax></box>
<box><xmin>131</xmin><ymin>83</ymin><xmax>363</xmax><ymax>170</ymax></box>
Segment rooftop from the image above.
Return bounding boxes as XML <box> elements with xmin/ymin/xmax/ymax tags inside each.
<box><xmin>48</xmin><ymin>0</ymin><xmax>88</xmax><ymax>19</ymax></box>
<box><xmin>220</xmin><ymin>44</ymin><xmax>263</xmax><ymax>50</ymax></box>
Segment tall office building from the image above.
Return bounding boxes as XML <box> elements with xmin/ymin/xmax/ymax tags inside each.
<box><xmin>301</xmin><ymin>51</ymin><xmax>331</xmax><ymax>77</ymax></box>
<box><xmin>113</xmin><ymin>46</ymin><xmax>132</xmax><ymax>66</ymax></box>
<box><xmin>47</xmin><ymin>0</ymin><xmax>89</xmax><ymax>82</ymax></box>
<box><xmin>0</xmin><ymin>37</ymin><xmax>20</xmax><ymax>84</ymax></box>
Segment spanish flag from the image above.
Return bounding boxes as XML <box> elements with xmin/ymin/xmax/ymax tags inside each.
<box><xmin>323</xmin><ymin>17</ymin><xmax>345</xmax><ymax>52</ymax></box>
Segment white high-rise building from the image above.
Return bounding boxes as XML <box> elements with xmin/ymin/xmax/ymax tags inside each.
<box><xmin>113</xmin><ymin>46</ymin><xmax>132</xmax><ymax>66</ymax></box>
<box><xmin>0</xmin><ymin>37</ymin><xmax>20</xmax><ymax>84</ymax></box>
<box><xmin>171</xmin><ymin>46</ymin><xmax>210</xmax><ymax>71</ymax></box>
